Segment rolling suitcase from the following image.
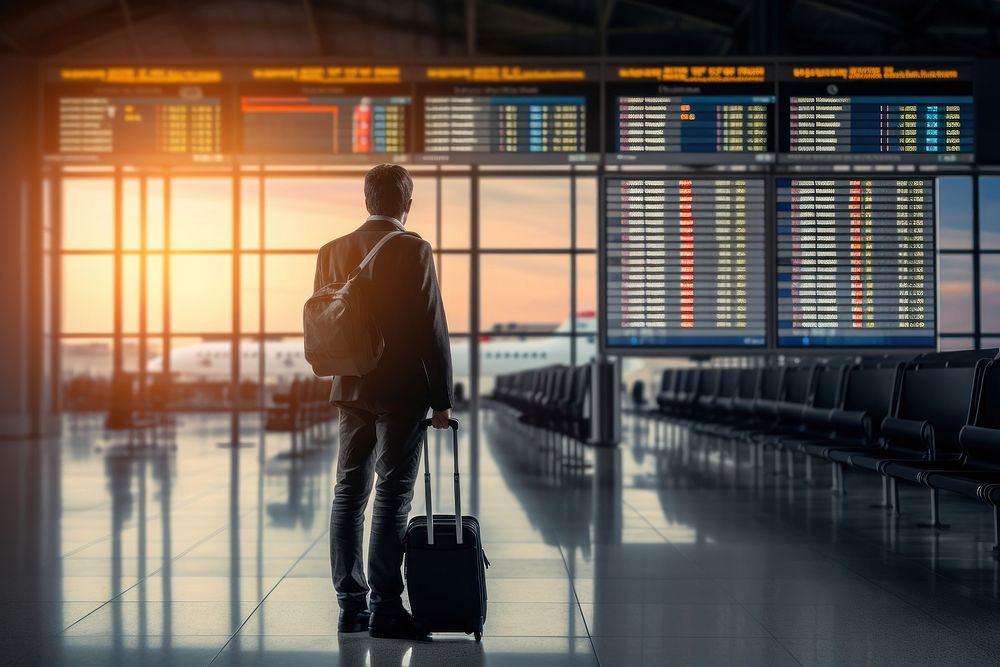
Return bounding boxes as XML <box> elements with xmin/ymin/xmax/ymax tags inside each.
<box><xmin>404</xmin><ymin>418</ymin><xmax>489</xmax><ymax>641</ymax></box>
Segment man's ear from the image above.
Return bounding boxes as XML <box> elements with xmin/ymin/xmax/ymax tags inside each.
<box><xmin>405</xmin><ymin>198</ymin><xmax>413</xmax><ymax>214</ymax></box>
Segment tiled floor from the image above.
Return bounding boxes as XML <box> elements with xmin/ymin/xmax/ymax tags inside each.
<box><xmin>2</xmin><ymin>410</ymin><xmax>1000</xmax><ymax>665</ymax></box>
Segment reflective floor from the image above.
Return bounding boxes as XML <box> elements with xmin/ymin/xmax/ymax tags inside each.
<box><xmin>3</xmin><ymin>410</ymin><xmax>1000</xmax><ymax>665</ymax></box>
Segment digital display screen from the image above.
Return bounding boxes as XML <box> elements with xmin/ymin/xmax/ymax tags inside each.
<box><xmin>422</xmin><ymin>95</ymin><xmax>587</xmax><ymax>153</ymax></box>
<box><xmin>240</xmin><ymin>94</ymin><xmax>411</xmax><ymax>155</ymax></box>
<box><xmin>47</xmin><ymin>86</ymin><xmax>223</xmax><ymax>159</ymax></box>
<box><xmin>604</xmin><ymin>177</ymin><xmax>767</xmax><ymax>349</ymax></box>
<box><xmin>776</xmin><ymin>178</ymin><xmax>936</xmax><ymax>348</ymax></box>
<box><xmin>415</xmin><ymin>65</ymin><xmax>599</xmax><ymax>163</ymax></box>
<box><xmin>606</xmin><ymin>64</ymin><xmax>775</xmax><ymax>164</ymax></box>
<box><xmin>778</xmin><ymin>64</ymin><xmax>974</xmax><ymax>163</ymax></box>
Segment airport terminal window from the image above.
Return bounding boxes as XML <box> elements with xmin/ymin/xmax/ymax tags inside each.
<box><xmin>264</xmin><ymin>254</ymin><xmax>314</xmax><ymax>332</ymax></box>
<box><xmin>169</xmin><ymin>254</ymin><xmax>232</xmax><ymax>333</ymax></box>
<box><xmin>480</xmin><ymin>177</ymin><xmax>571</xmax><ymax>249</ymax></box>
<box><xmin>980</xmin><ymin>176</ymin><xmax>1000</xmax><ymax>249</ymax></box>
<box><xmin>61</xmin><ymin>178</ymin><xmax>114</xmax><ymax>250</ymax></box>
<box><xmin>481</xmin><ymin>254</ymin><xmax>571</xmax><ymax>333</ymax></box>
<box><xmin>240</xmin><ymin>258</ymin><xmax>260</xmax><ymax>334</ymax></box>
<box><xmin>170</xmin><ymin>178</ymin><xmax>232</xmax><ymax>250</ymax></box>
<box><xmin>575</xmin><ymin>176</ymin><xmax>598</xmax><ymax>250</ymax></box>
<box><xmin>61</xmin><ymin>255</ymin><xmax>113</xmax><ymax>333</ymax></box>
<box><xmin>441</xmin><ymin>178</ymin><xmax>471</xmax><ymax>249</ymax></box>
<box><xmin>938</xmin><ymin>176</ymin><xmax>974</xmax><ymax>250</ymax></box>
<box><xmin>981</xmin><ymin>256</ymin><xmax>1000</xmax><ymax>333</ymax></box>
<box><xmin>939</xmin><ymin>255</ymin><xmax>974</xmax><ymax>334</ymax></box>
<box><xmin>440</xmin><ymin>254</ymin><xmax>470</xmax><ymax>333</ymax></box>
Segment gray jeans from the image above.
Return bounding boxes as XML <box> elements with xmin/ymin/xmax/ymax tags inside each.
<box><xmin>330</xmin><ymin>403</ymin><xmax>425</xmax><ymax>614</ymax></box>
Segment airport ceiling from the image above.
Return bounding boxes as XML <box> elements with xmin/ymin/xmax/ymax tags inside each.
<box><xmin>0</xmin><ymin>0</ymin><xmax>998</xmax><ymax>59</ymax></box>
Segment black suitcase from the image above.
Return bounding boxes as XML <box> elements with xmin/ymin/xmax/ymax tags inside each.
<box><xmin>404</xmin><ymin>418</ymin><xmax>489</xmax><ymax>641</ymax></box>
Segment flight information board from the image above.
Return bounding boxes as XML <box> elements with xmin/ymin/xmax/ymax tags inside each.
<box><xmin>778</xmin><ymin>64</ymin><xmax>974</xmax><ymax>163</ymax></box>
<box><xmin>47</xmin><ymin>87</ymin><xmax>223</xmax><ymax>159</ymax></box>
<box><xmin>414</xmin><ymin>65</ymin><xmax>599</xmax><ymax>163</ymax></box>
<box><xmin>604</xmin><ymin>177</ymin><xmax>767</xmax><ymax>349</ymax></box>
<box><xmin>776</xmin><ymin>178</ymin><xmax>936</xmax><ymax>348</ymax></box>
<box><xmin>240</xmin><ymin>95</ymin><xmax>410</xmax><ymax>155</ymax></box>
<box><xmin>606</xmin><ymin>64</ymin><xmax>775</xmax><ymax>165</ymax></box>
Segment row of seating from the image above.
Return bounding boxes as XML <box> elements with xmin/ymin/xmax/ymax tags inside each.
<box><xmin>490</xmin><ymin>365</ymin><xmax>593</xmax><ymax>471</ymax></box>
<box><xmin>265</xmin><ymin>378</ymin><xmax>336</xmax><ymax>435</ymax></box>
<box><xmin>644</xmin><ymin>349</ymin><xmax>1000</xmax><ymax>550</ymax></box>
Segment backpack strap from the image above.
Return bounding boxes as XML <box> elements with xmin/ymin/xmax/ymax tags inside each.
<box><xmin>347</xmin><ymin>230</ymin><xmax>415</xmax><ymax>281</ymax></box>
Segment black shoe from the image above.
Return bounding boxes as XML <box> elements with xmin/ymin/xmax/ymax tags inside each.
<box><xmin>338</xmin><ymin>609</ymin><xmax>371</xmax><ymax>633</ymax></box>
<box><xmin>368</xmin><ymin>610</ymin><xmax>427</xmax><ymax>640</ymax></box>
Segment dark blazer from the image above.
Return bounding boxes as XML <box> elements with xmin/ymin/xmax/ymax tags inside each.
<box><xmin>313</xmin><ymin>218</ymin><xmax>453</xmax><ymax>411</ymax></box>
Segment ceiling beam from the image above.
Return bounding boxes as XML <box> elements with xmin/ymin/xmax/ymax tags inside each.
<box><xmin>301</xmin><ymin>0</ymin><xmax>324</xmax><ymax>55</ymax></box>
<box><xmin>618</xmin><ymin>0</ymin><xmax>734</xmax><ymax>32</ymax></box>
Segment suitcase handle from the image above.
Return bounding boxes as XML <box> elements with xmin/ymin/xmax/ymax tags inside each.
<box><xmin>418</xmin><ymin>418</ymin><xmax>462</xmax><ymax>545</ymax></box>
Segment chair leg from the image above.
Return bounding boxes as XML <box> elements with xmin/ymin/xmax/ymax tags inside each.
<box><xmin>786</xmin><ymin>451</ymin><xmax>795</xmax><ymax>480</ymax></box>
<box><xmin>890</xmin><ymin>478</ymin><xmax>900</xmax><ymax>516</ymax></box>
<box><xmin>805</xmin><ymin>456</ymin><xmax>813</xmax><ymax>484</ymax></box>
<box><xmin>918</xmin><ymin>487</ymin><xmax>950</xmax><ymax>530</ymax></box>
<box><xmin>871</xmin><ymin>476</ymin><xmax>892</xmax><ymax>510</ymax></box>
<box><xmin>831</xmin><ymin>462</ymin><xmax>840</xmax><ymax>494</ymax></box>
<box><xmin>993</xmin><ymin>506</ymin><xmax>1000</xmax><ymax>553</ymax></box>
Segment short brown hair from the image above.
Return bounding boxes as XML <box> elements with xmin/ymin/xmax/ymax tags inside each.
<box><xmin>364</xmin><ymin>164</ymin><xmax>413</xmax><ymax>218</ymax></box>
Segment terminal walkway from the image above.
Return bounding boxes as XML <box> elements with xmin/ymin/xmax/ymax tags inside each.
<box><xmin>1</xmin><ymin>411</ymin><xmax>998</xmax><ymax>665</ymax></box>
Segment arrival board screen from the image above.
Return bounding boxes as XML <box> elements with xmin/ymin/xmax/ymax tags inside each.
<box><xmin>776</xmin><ymin>178</ymin><xmax>936</xmax><ymax>348</ymax></box>
<box><xmin>778</xmin><ymin>64</ymin><xmax>974</xmax><ymax>163</ymax></box>
<box><xmin>240</xmin><ymin>94</ymin><xmax>410</xmax><ymax>155</ymax></box>
<box><xmin>415</xmin><ymin>65</ymin><xmax>599</xmax><ymax>163</ymax></box>
<box><xmin>47</xmin><ymin>86</ymin><xmax>223</xmax><ymax>158</ymax></box>
<box><xmin>604</xmin><ymin>177</ymin><xmax>767</xmax><ymax>349</ymax></box>
<box><xmin>607</xmin><ymin>64</ymin><xmax>775</xmax><ymax>164</ymax></box>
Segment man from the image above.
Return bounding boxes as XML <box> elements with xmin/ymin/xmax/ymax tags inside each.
<box><xmin>314</xmin><ymin>164</ymin><xmax>453</xmax><ymax>640</ymax></box>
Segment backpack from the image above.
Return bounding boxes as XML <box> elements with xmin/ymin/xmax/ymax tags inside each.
<box><xmin>303</xmin><ymin>231</ymin><xmax>415</xmax><ymax>377</ymax></box>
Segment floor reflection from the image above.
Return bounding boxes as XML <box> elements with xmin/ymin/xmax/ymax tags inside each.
<box><xmin>1</xmin><ymin>409</ymin><xmax>1000</xmax><ymax>665</ymax></box>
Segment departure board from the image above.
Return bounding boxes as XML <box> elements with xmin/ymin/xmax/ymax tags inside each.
<box><xmin>604</xmin><ymin>178</ymin><xmax>767</xmax><ymax>349</ymax></box>
<box><xmin>606</xmin><ymin>64</ymin><xmax>775</xmax><ymax>165</ymax></box>
<box><xmin>423</xmin><ymin>95</ymin><xmax>587</xmax><ymax>153</ymax></box>
<box><xmin>48</xmin><ymin>88</ymin><xmax>223</xmax><ymax>159</ymax></box>
<box><xmin>778</xmin><ymin>64</ymin><xmax>975</xmax><ymax>164</ymax></box>
<box><xmin>776</xmin><ymin>178</ymin><xmax>936</xmax><ymax>348</ymax></box>
<box><xmin>414</xmin><ymin>65</ymin><xmax>599</xmax><ymax>163</ymax></box>
<box><xmin>240</xmin><ymin>95</ymin><xmax>410</xmax><ymax>155</ymax></box>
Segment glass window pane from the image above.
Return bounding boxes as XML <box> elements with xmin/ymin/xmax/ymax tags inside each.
<box><xmin>981</xmin><ymin>337</ymin><xmax>1000</xmax><ymax>350</ymax></box>
<box><xmin>242</xmin><ymin>255</ymin><xmax>261</xmax><ymax>334</ymax></box>
<box><xmin>440</xmin><ymin>254</ymin><xmax>470</xmax><ymax>333</ymax></box>
<box><xmin>937</xmin><ymin>176</ymin><xmax>973</xmax><ymax>249</ymax></box>
<box><xmin>61</xmin><ymin>338</ymin><xmax>112</xmax><ymax>411</ymax></box>
<box><xmin>979</xmin><ymin>176</ymin><xmax>1000</xmax><ymax>249</ymax></box>
<box><xmin>442</xmin><ymin>178</ymin><xmax>470</xmax><ymax>249</ymax></box>
<box><xmin>481</xmin><ymin>255</ymin><xmax>570</xmax><ymax>333</ymax></box>
<box><xmin>480</xmin><ymin>178</ymin><xmax>570</xmax><ymax>249</ymax></box>
<box><xmin>265</xmin><ymin>178</ymin><xmax>359</xmax><ymax>250</ymax></box>
<box><xmin>123</xmin><ymin>178</ymin><xmax>140</xmax><ymax>250</ymax></box>
<box><xmin>122</xmin><ymin>336</ymin><xmax>163</xmax><ymax>374</ymax></box>
<box><xmin>576</xmin><ymin>254</ymin><xmax>596</xmax><ymax>315</ymax></box>
<box><xmin>171</xmin><ymin>178</ymin><xmax>232</xmax><ymax>250</ymax></box>
<box><xmin>124</xmin><ymin>255</ymin><xmax>138</xmax><ymax>333</ymax></box>
<box><xmin>147</xmin><ymin>255</ymin><xmax>163</xmax><ymax>334</ymax></box>
<box><xmin>939</xmin><ymin>254</ymin><xmax>973</xmax><ymax>334</ymax></box>
<box><xmin>449</xmin><ymin>335</ymin><xmax>471</xmax><ymax>399</ymax></box>
<box><xmin>982</xmin><ymin>256</ymin><xmax>1000</xmax><ymax>333</ymax></box>
<box><xmin>576</xmin><ymin>176</ymin><xmax>597</xmax><ymax>249</ymax></box>
<box><xmin>242</xmin><ymin>177</ymin><xmax>261</xmax><ymax>250</ymax></box>
<box><xmin>170</xmin><ymin>255</ymin><xmax>232</xmax><ymax>333</ymax></box>
<box><xmin>938</xmin><ymin>337</ymin><xmax>974</xmax><ymax>352</ymax></box>
<box><xmin>62</xmin><ymin>255</ymin><xmax>113</xmax><ymax>333</ymax></box>
<box><xmin>265</xmin><ymin>255</ymin><xmax>314</xmax><ymax>332</ymax></box>
<box><xmin>147</xmin><ymin>178</ymin><xmax>165</xmax><ymax>251</ymax></box>
<box><xmin>62</xmin><ymin>179</ymin><xmax>113</xmax><ymax>250</ymax></box>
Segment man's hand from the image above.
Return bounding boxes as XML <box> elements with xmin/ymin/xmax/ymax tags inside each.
<box><xmin>431</xmin><ymin>409</ymin><xmax>451</xmax><ymax>429</ymax></box>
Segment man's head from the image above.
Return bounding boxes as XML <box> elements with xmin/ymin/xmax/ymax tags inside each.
<box><xmin>364</xmin><ymin>164</ymin><xmax>413</xmax><ymax>222</ymax></box>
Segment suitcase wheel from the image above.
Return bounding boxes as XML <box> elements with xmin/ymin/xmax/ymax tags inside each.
<box><xmin>474</xmin><ymin>629</ymin><xmax>482</xmax><ymax>642</ymax></box>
